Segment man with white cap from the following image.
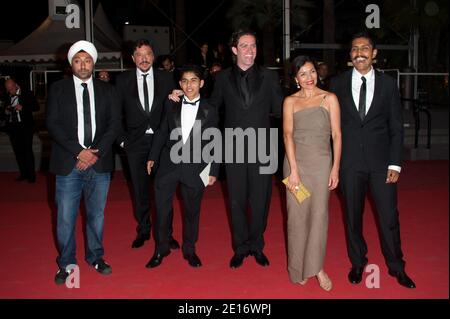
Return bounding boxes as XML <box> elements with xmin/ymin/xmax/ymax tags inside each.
<box><xmin>46</xmin><ymin>40</ymin><xmax>121</xmax><ymax>285</ymax></box>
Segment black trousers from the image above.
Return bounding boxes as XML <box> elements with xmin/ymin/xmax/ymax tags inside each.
<box><xmin>154</xmin><ymin>169</ymin><xmax>204</xmax><ymax>255</ymax></box>
<box><xmin>8</xmin><ymin>126</ymin><xmax>35</xmax><ymax>181</ymax></box>
<box><xmin>225</xmin><ymin>163</ymin><xmax>272</xmax><ymax>255</ymax></box>
<box><xmin>340</xmin><ymin>168</ymin><xmax>406</xmax><ymax>272</ymax></box>
<box><xmin>126</xmin><ymin>135</ymin><xmax>174</xmax><ymax>238</ymax></box>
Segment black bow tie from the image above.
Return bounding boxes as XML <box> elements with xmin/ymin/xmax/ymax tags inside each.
<box><xmin>182</xmin><ymin>98</ymin><xmax>199</xmax><ymax>106</ymax></box>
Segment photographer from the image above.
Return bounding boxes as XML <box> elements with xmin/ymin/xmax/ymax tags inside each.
<box><xmin>2</xmin><ymin>78</ymin><xmax>39</xmax><ymax>183</ymax></box>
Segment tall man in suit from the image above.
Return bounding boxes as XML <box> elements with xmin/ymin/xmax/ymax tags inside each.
<box><xmin>3</xmin><ymin>78</ymin><xmax>39</xmax><ymax>183</ymax></box>
<box><xmin>46</xmin><ymin>40</ymin><xmax>121</xmax><ymax>284</ymax></box>
<box><xmin>146</xmin><ymin>65</ymin><xmax>219</xmax><ymax>268</ymax></box>
<box><xmin>329</xmin><ymin>32</ymin><xmax>415</xmax><ymax>288</ymax></box>
<box><xmin>115</xmin><ymin>39</ymin><xmax>179</xmax><ymax>249</ymax></box>
<box><xmin>209</xmin><ymin>30</ymin><xmax>283</xmax><ymax>268</ymax></box>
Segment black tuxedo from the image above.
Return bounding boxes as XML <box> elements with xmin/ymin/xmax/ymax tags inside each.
<box><xmin>115</xmin><ymin>68</ymin><xmax>175</xmax><ymax>238</ymax></box>
<box><xmin>2</xmin><ymin>88</ymin><xmax>39</xmax><ymax>181</ymax></box>
<box><xmin>330</xmin><ymin>69</ymin><xmax>406</xmax><ymax>272</ymax></box>
<box><xmin>209</xmin><ymin>65</ymin><xmax>283</xmax><ymax>255</ymax></box>
<box><xmin>46</xmin><ymin>78</ymin><xmax>121</xmax><ymax>175</ymax></box>
<box><xmin>148</xmin><ymin>98</ymin><xmax>219</xmax><ymax>255</ymax></box>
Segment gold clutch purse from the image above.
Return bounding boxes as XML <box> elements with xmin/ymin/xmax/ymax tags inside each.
<box><xmin>282</xmin><ymin>177</ymin><xmax>311</xmax><ymax>204</ymax></box>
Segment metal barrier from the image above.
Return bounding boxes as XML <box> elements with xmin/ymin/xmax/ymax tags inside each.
<box><xmin>402</xmin><ymin>97</ymin><xmax>431</xmax><ymax>149</ymax></box>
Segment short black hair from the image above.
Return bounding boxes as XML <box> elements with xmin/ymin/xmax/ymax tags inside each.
<box><xmin>290</xmin><ymin>55</ymin><xmax>318</xmax><ymax>77</ymax></box>
<box><xmin>350</xmin><ymin>31</ymin><xmax>376</xmax><ymax>49</ymax></box>
<box><xmin>132</xmin><ymin>39</ymin><xmax>154</xmax><ymax>54</ymax></box>
<box><xmin>230</xmin><ymin>29</ymin><xmax>257</xmax><ymax>48</ymax></box>
<box><xmin>179</xmin><ymin>64</ymin><xmax>204</xmax><ymax>80</ymax></box>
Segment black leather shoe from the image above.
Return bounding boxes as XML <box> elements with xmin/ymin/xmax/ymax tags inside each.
<box><xmin>92</xmin><ymin>259</ymin><xmax>112</xmax><ymax>275</ymax></box>
<box><xmin>54</xmin><ymin>268</ymin><xmax>70</xmax><ymax>285</ymax></box>
<box><xmin>388</xmin><ymin>270</ymin><xmax>416</xmax><ymax>288</ymax></box>
<box><xmin>184</xmin><ymin>253</ymin><xmax>202</xmax><ymax>267</ymax></box>
<box><xmin>169</xmin><ymin>237</ymin><xmax>180</xmax><ymax>250</ymax></box>
<box><xmin>146</xmin><ymin>251</ymin><xmax>171</xmax><ymax>268</ymax></box>
<box><xmin>251</xmin><ymin>251</ymin><xmax>270</xmax><ymax>266</ymax></box>
<box><xmin>132</xmin><ymin>234</ymin><xmax>150</xmax><ymax>248</ymax></box>
<box><xmin>348</xmin><ymin>267</ymin><xmax>364</xmax><ymax>284</ymax></box>
<box><xmin>230</xmin><ymin>253</ymin><xmax>248</xmax><ymax>269</ymax></box>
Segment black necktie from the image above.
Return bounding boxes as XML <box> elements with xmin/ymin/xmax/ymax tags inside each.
<box><xmin>240</xmin><ymin>71</ymin><xmax>250</xmax><ymax>106</ymax></box>
<box><xmin>359</xmin><ymin>76</ymin><xmax>366</xmax><ymax>121</ymax></box>
<box><xmin>182</xmin><ymin>98</ymin><xmax>199</xmax><ymax>106</ymax></box>
<box><xmin>142</xmin><ymin>73</ymin><xmax>150</xmax><ymax>113</ymax></box>
<box><xmin>81</xmin><ymin>83</ymin><xmax>92</xmax><ymax>147</ymax></box>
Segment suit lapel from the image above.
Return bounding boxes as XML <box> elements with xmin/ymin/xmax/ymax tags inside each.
<box><xmin>248</xmin><ymin>66</ymin><xmax>264</xmax><ymax>106</ymax></box>
<box><xmin>173</xmin><ymin>101</ymin><xmax>182</xmax><ymax>130</ymax></box>
<box><xmin>228</xmin><ymin>68</ymin><xmax>240</xmax><ymax>100</ymax></box>
<box><xmin>345</xmin><ymin>70</ymin><xmax>364</xmax><ymax>123</ymax></box>
<box><xmin>195</xmin><ymin>100</ymin><xmax>208</xmax><ymax>125</ymax></box>
<box><xmin>92</xmin><ymin>79</ymin><xmax>101</xmax><ymax>142</ymax></box>
<box><xmin>149</xmin><ymin>69</ymin><xmax>159</xmax><ymax>117</ymax></box>
<box><xmin>363</xmin><ymin>71</ymin><xmax>382</xmax><ymax>122</ymax></box>
<box><xmin>67</xmin><ymin>78</ymin><xmax>79</xmax><ymax>128</ymax></box>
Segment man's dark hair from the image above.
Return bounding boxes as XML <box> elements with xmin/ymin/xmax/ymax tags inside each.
<box><xmin>350</xmin><ymin>31</ymin><xmax>376</xmax><ymax>49</ymax></box>
<box><xmin>132</xmin><ymin>39</ymin><xmax>154</xmax><ymax>54</ymax></box>
<box><xmin>230</xmin><ymin>29</ymin><xmax>257</xmax><ymax>48</ymax></box>
<box><xmin>179</xmin><ymin>64</ymin><xmax>204</xmax><ymax>80</ymax></box>
<box><xmin>290</xmin><ymin>55</ymin><xmax>318</xmax><ymax>78</ymax></box>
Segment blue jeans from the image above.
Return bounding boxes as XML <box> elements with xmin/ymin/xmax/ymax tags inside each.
<box><xmin>55</xmin><ymin>167</ymin><xmax>110</xmax><ymax>269</ymax></box>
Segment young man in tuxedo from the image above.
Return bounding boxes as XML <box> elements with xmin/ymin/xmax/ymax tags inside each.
<box><xmin>115</xmin><ymin>39</ymin><xmax>179</xmax><ymax>250</ymax></box>
<box><xmin>146</xmin><ymin>65</ymin><xmax>219</xmax><ymax>268</ymax></box>
<box><xmin>330</xmin><ymin>32</ymin><xmax>415</xmax><ymax>288</ymax></box>
<box><xmin>3</xmin><ymin>78</ymin><xmax>39</xmax><ymax>183</ymax></box>
<box><xmin>46</xmin><ymin>40</ymin><xmax>121</xmax><ymax>284</ymax></box>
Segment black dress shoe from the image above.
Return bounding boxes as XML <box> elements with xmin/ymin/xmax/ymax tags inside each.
<box><xmin>230</xmin><ymin>253</ymin><xmax>248</xmax><ymax>268</ymax></box>
<box><xmin>251</xmin><ymin>251</ymin><xmax>270</xmax><ymax>266</ymax></box>
<box><xmin>169</xmin><ymin>237</ymin><xmax>180</xmax><ymax>250</ymax></box>
<box><xmin>92</xmin><ymin>259</ymin><xmax>112</xmax><ymax>275</ymax></box>
<box><xmin>348</xmin><ymin>267</ymin><xmax>364</xmax><ymax>284</ymax></box>
<box><xmin>54</xmin><ymin>269</ymin><xmax>70</xmax><ymax>285</ymax></box>
<box><xmin>132</xmin><ymin>234</ymin><xmax>150</xmax><ymax>248</ymax></box>
<box><xmin>146</xmin><ymin>251</ymin><xmax>171</xmax><ymax>268</ymax></box>
<box><xmin>388</xmin><ymin>270</ymin><xmax>416</xmax><ymax>288</ymax></box>
<box><xmin>184</xmin><ymin>253</ymin><xmax>202</xmax><ymax>267</ymax></box>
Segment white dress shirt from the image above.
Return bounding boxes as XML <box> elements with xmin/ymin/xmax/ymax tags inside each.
<box><xmin>73</xmin><ymin>75</ymin><xmax>96</xmax><ymax>149</ymax></box>
<box><xmin>181</xmin><ymin>95</ymin><xmax>200</xmax><ymax>144</ymax></box>
<box><xmin>351</xmin><ymin>67</ymin><xmax>401</xmax><ymax>173</ymax></box>
<box><xmin>136</xmin><ymin>67</ymin><xmax>154</xmax><ymax>134</ymax></box>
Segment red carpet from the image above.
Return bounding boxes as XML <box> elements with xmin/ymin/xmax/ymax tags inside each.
<box><xmin>0</xmin><ymin>161</ymin><xmax>448</xmax><ymax>299</ymax></box>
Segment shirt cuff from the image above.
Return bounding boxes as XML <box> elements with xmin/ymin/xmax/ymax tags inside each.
<box><xmin>388</xmin><ymin>165</ymin><xmax>401</xmax><ymax>173</ymax></box>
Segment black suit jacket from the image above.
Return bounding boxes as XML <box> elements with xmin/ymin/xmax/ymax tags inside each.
<box><xmin>46</xmin><ymin>78</ymin><xmax>121</xmax><ymax>175</ymax></box>
<box><xmin>209</xmin><ymin>65</ymin><xmax>283</xmax><ymax>165</ymax></box>
<box><xmin>148</xmin><ymin>98</ymin><xmax>219</xmax><ymax>188</ymax></box>
<box><xmin>115</xmin><ymin>68</ymin><xmax>176</xmax><ymax>152</ymax></box>
<box><xmin>2</xmin><ymin>88</ymin><xmax>39</xmax><ymax>131</ymax></box>
<box><xmin>209</xmin><ymin>65</ymin><xmax>283</xmax><ymax>129</ymax></box>
<box><xmin>329</xmin><ymin>69</ymin><xmax>403</xmax><ymax>172</ymax></box>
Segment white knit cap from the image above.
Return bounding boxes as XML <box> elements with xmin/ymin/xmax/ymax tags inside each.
<box><xmin>67</xmin><ymin>40</ymin><xmax>98</xmax><ymax>65</ymax></box>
